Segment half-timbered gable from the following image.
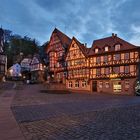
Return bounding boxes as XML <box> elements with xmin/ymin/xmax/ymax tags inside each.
<box><xmin>30</xmin><ymin>55</ymin><xmax>43</xmax><ymax>71</ymax></box>
<box><xmin>46</xmin><ymin>28</ymin><xmax>71</xmax><ymax>83</ymax></box>
<box><xmin>30</xmin><ymin>55</ymin><xmax>46</xmax><ymax>83</ymax></box>
<box><xmin>65</xmin><ymin>37</ymin><xmax>90</xmax><ymax>91</ymax></box>
<box><xmin>66</xmin><ymin>37</ymin><xmax>89</xmax><ymax>79</ymax></box>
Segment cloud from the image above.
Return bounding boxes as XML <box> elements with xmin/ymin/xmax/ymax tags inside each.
<box><xmin>0</xmin><ymin>0</ymin><xmax>140</xmax><ymax>46</ymax></box>
<box><xmin>129</xmin><ymin>24</ymin><xmax>140</xmax><ymax>46</ymax></box>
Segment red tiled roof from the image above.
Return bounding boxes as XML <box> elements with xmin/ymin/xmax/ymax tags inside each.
<box><xmin>88</xmin><ymin>35</ymin><xmax>138</xmax><ymax>56</ymax></box>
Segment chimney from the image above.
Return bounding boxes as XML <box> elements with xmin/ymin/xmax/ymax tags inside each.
<box><xmin>85</xmin><ymin>43</ymin><xmax>87</xmax><ymax>47</ymax></box>
<box><xmin>115</xmin><ymin>34</ymin><xmax>117</xmax><ymax>37</ymax></box>
<box><xmin>112</xmin><ymin>33</ymin><xmax>115</xmax><ymax>37</ymax></box>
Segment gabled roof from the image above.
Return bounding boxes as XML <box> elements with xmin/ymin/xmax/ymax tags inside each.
<box><xmin>73</xmin><ymin>37</ymin><xmax>89</xmax><ymax>56</ymax></box>
<box><xmin>65</xmin><ymin>37</ymin><xmax>89</xmax><ymax>59</ymax></box>
<box><xmin>88</xmin><ymin>35</ymin><xmax>138</xmax><ymax>56</ymax></box>
<box><xmin>53</xmin><ymin>28</ymin><xmax>71</xmax><ymax>49</ymax></box>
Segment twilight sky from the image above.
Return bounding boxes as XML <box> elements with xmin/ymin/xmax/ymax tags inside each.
<box><xmin>0</xmin><ymin>0</ymin><xmax>140</xmax><ymax>47</ymax></box>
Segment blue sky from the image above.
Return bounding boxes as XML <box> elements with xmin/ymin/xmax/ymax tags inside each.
<box><xmin>0</xmin><ymin>0</ymin><xmax>140</xmax><ymax>47</ymax></box>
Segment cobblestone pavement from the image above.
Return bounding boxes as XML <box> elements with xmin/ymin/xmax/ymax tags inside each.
<box><xmin>11</xmin><ymin>84</ymin><xmax>140</xmax><ymax>140</ymax></box>
<box><xmin>20</xmin><ymin>105</ymin><xmax>140</xmax><ymax>140</ymax></box>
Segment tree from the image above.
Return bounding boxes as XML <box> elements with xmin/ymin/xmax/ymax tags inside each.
<box><xmin>3</xmin><ymin>29</ymin><xmax>39</xmax><ymax>68</ymax></box>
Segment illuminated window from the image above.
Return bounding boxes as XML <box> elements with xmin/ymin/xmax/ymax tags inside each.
<box><xmin>115</xmin><ymin>44</ymin><xmax>120</xmax><ymax>51</ymax></box>
<box><xmin>82</xmin><ymin>80</ymin><xmax>87</xmax><ymax>87</ymax></box>
<box><xmin>120</xmin><ymin>66</ymin><xmax>124</xmax><ymax>73</ymax></box>
<box><xmin>95</xmin><ymin>48</ymin><xmax>99</xmax><ymax>53</ymax></box>
<box><xmin>105</xmin><ymin>46</ymin><xmax>109</xmax><ymax>52</ymax></box>
<box><xmin>68</xmin><ymin>81</ymin><xmax>72</xmax><ymax>88</ymax></box>
<box><xmin>99</xmin><ymin>81</ymin><xmax>103</xmax><ymax>88</ymax></box>
<box><xmin>113</xmin><ymin>81</ymin><xmax>121</xmax><ymax>92</ymax></box>
<box><xmin>75</xmin><ymin>80</ymin><xmax>79</xmax><ymax>88</ymax></box>
<box><xmin>105</xmin><ymin>82</ymin><xmax>109</xmax><ymax>88</ymax></box>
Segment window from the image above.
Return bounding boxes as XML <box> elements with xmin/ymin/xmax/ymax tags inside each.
<box><xmin>68</xmin><ymin>81</ymin><xmax>72</xmax><ymax>88</ymax></box>
<box><xmin>113</xmin><ymin>67</ymin><xmax>120</xmax><ymax>74</ymax></box>
<box><xmin>75</xmin><ymin>80</ymin><xmax>79</xmax><ymax>88</ymax></box>
<box><xmin>104</xmin><ymin>55</ymin><xmax>108</xmax><ymax>63</ymax></box>
<box><xmin>125</xmin><ymin>66</ymin><xmax>129</xmax><ymax>74</ymax></box>
<box><xmin>105</xmin><ymin>68</ymin><xmax>110</xmax><ymax>75</ymax></box>
<box><xmin>114</xmin><ymin>54</ymin><xmax>120</xmax><ymax>60</ymax></box>
<box><xmin>95</xmin><ymin>48</ymin><xmax>99</xmax><ymax>53</ymax></box>
<box><xmin>105</xmin><ymin>82</ymin><xmax>109</xmax><ymax>88</ymax></box>
<box><xmin>96</xmin><ymin>57</ymin><xmax>101</xmax><ymax>64</ymax></box>
<box><xmin>57</xmin><ymin>73</ymin><xmax>60</xmax><ymax>79</ymax></box>
<box><xmin>99</xmin><ymin>81</ymin><xmax>103</xmax><ymax>88</ymax></box>
<box><xmin>115</xmin><ymin>44</ymin><xmax>120</xmax><ymax>51</ymax></box>
<box><xmin>63</xmin><ymin>72</ymin><xmax>67</xmax><ymax>77</ymax></box>
<box><xmin>124</xmin><ymin>53</ymin><xmax>129</xmax><ymax>60</ymax></box>
<box><xmin>96</xmin><ymin>68</ymin><xmax>101</xmax><ymax>76</ymax></box>
<box><xmin>113</xmin><ymin>81</ymin><xmax>121</xmax><ymax>92</ymax></box>
<box><xmin>82</xmin><ymin>80</ymin><xmax>87</xmax><ymax>87</ymax></box>
<box><xmin>105</xmin><ymin>46</ymin><xmax>109</xmax><ymax>52</ymax></box>
<box><xmin>120</xmin><ymin>66</ymin><xmax>124</xmax><ymax>73</ymax></box>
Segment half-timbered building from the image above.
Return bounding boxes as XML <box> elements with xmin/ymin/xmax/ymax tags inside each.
<box><xmin>45</xmin><ymin>28</ymin><xmax>140</xmax><ymax>95</ymax></box>
<box><xmin>0</xmin><ymin>27</ymin><xmax>7</xmax><ymax>81</ymax></box>
<box><xmin>88</xmin><ymin>34</ymin><xmax>140</xmax><ymax>95</ymax></box>
<box><xmin>45</xmin><ymin>28</ymin><xmax>71</xmax><ymax>83</ymax></box>
<box><xmin>30</xmin><ymin>54</ymin><xmax>45</xmax><ymax>83</ymax></box>
<box><xmin>65</xmin><ymin>37</ymin><xmax>90</xmax><ymax>91</ymax></box>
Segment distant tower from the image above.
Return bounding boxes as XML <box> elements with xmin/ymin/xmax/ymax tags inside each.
<box><xmin>0</xmin><ymin>27</ymin><xmax>4</xmax><ymax>53</ymax></box>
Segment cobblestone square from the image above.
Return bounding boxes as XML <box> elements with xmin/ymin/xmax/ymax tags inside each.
<box><xmin>11</xmin><ymin>84</ymin><xmax>140</xmax><ymax>140</ymax></box>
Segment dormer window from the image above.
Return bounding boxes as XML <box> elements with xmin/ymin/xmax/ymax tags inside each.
<box><xmin>95</xmin><ymin>48</ymin><xmax>99</xmax><ymax>53</ymax></box>
<box><xmin>105</xmin><ymin>46</ymin><xmax>109</xmax><ymax>52</ymax></box>
<box><xmin>115</xmin><ymin>44</ymin><xmax>120</xmax><ymax>51</ymax></box>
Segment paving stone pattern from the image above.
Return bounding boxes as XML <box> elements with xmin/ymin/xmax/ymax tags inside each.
<box><xmin>11</xmin><ymin>84</ymin><xmax>140</xmax><ymax>140</ymax></box>
<box><xmin>20</xmin><ymin>105</ymin><xmax>140</xmax><ymax>140</ymax></box>
<box><xmin>12</xmin><ymin>98</ymin><xmax>140</xmax><ymax>123</ymax></box>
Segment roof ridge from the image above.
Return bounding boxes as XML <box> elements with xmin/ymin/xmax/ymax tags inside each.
<box><xmin>53</xmin><ymin>28</ymin><xmax>71</xmax><ymax>41</ymax></box>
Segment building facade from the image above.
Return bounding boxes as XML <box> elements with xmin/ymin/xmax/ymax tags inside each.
<box><xmin>45</xmin><ymin>28</ymin><xmax>71</xmax><ymax>83</ymax></box>
<box><xmin>65</xmin><ymin>37</ymin><xmax>90</xmax><ymax>91</ymax></box>
<box><xmin>0</xmin><ymin>27</ymin><xmax>7</xmax><ymax>81</ymax></box>
<box><xmin>45</xmin><ymin>29</ymin><xmax>140</xmax><ymax>95</ymax></box>
<box><xmin>88</xmin><ymin>34</ymin><xmax>139</xmax><ymax>95</ymax></box>
<box><xmin>30</xmin><ymin>54</ymin><xmax>45</xmax><ymax>83</ymax></box>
